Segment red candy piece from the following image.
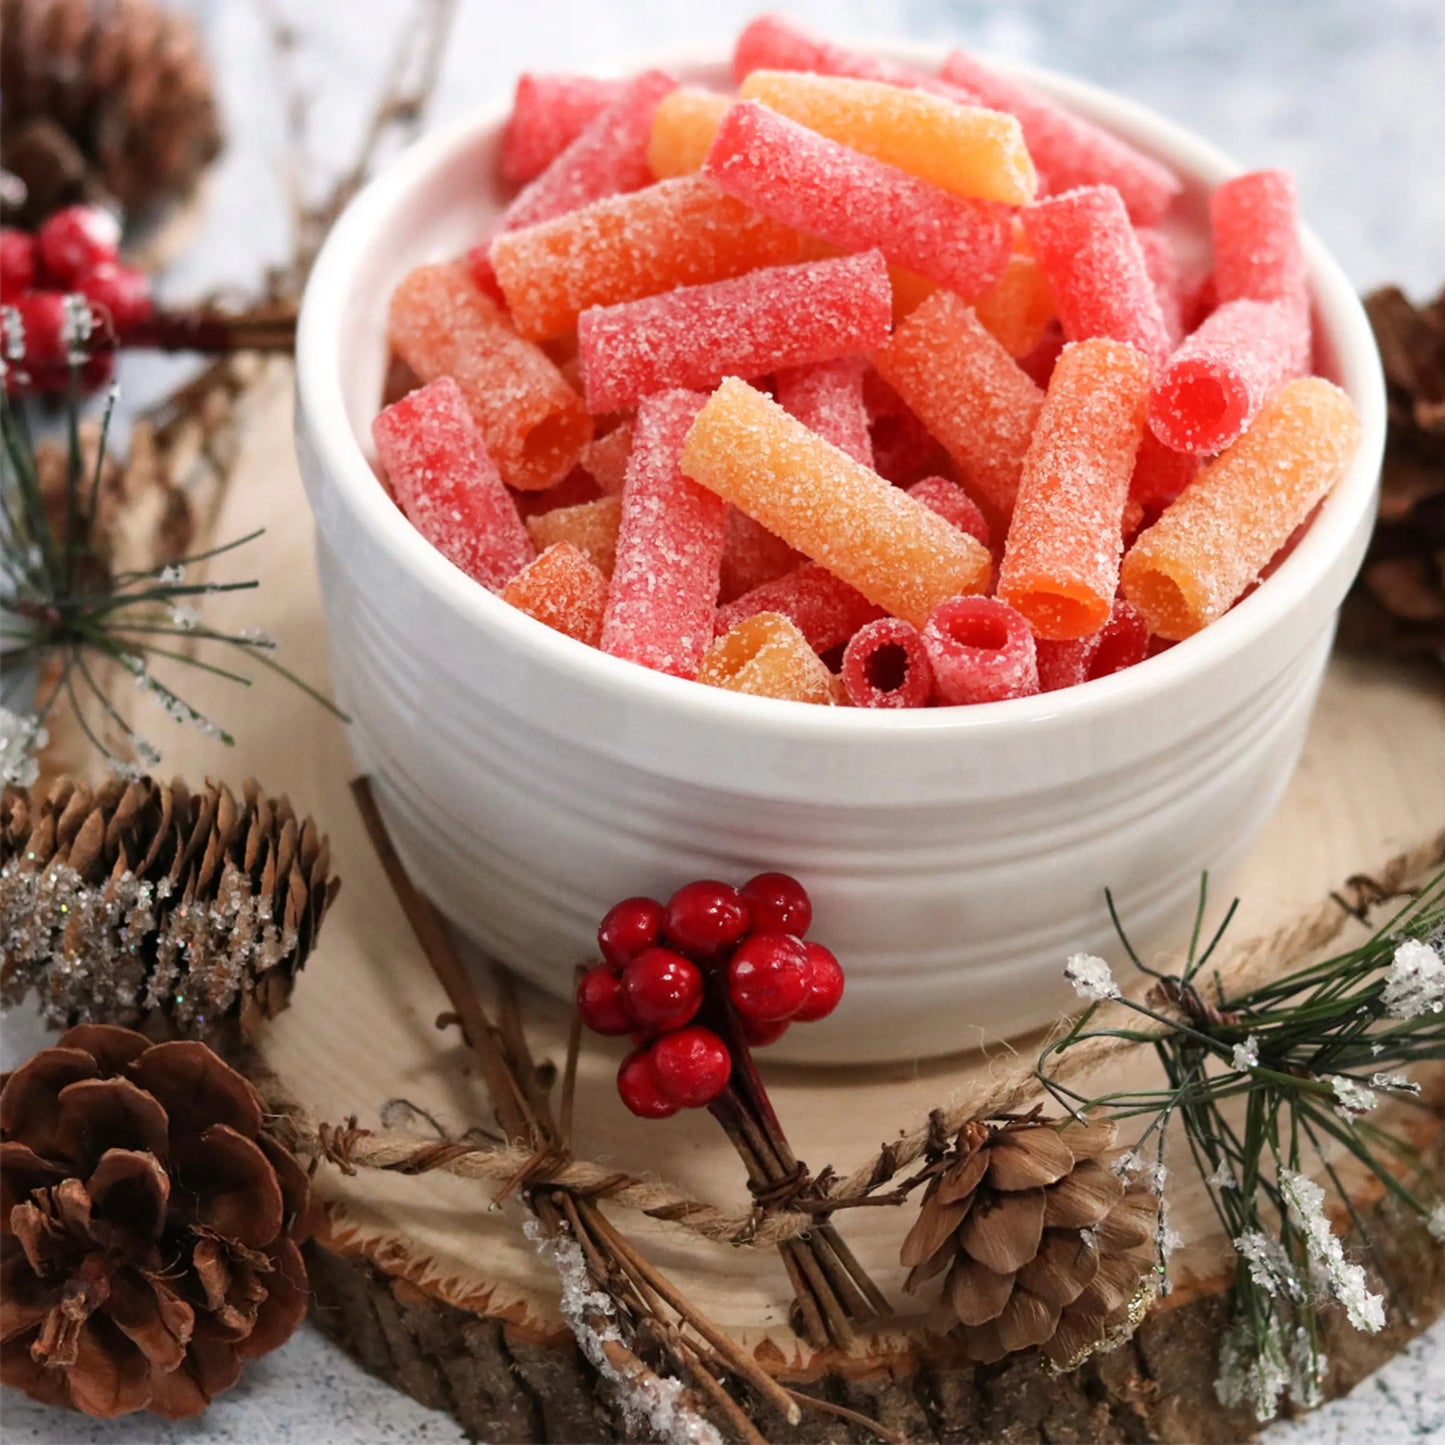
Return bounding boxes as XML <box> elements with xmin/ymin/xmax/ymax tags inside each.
<box><xmin>906</xmin><ymin>476</ymin><xmax>991</xmax><ymax>551</ymax></box>
<box><xmin>624</xmin><ymin>948</ymin><xmax>704</xmax><ymax>1032</ymax></box>
<box><xmin>78</xmin><ymin>261</ymin><xmax>153</xmax><ymax>333</ymax></box>
<box><xmin>664</xmin><ymin>880</ymin><xmax>750</xmax><ymax>959</ymax></box>
<box><xmin>37</xmin><ymin>205</ymin><xmax>120</xmax><ymax>286</ymax></box>
<box><xmin>598</xmin><ymin>896</ymin><xmax>666</xmax><ymax>970</ymax></box>
<box><xmin>1129</xmin><ymin>429</ymin><xmax>1198</xmax><ymax>508</ymax></box>
<box><xmin>922</xmin><ymin>596</ymin><xmax>1039</xmax><ymax>705</ymax></box>
<box><xmin>795</xmin><ymin>942</ymin><xmax>845</xmax><ymax>1022</ymax></box>
<box><xmin>500</xmin><ymin>73</ymin><xmax>624</xmax><ymax>184</ymax></box>
<box><xmin>576</xmin><ymin>965</ymin><xmax>634</xmax><ymax>1035</ymax></box>
<box><xmin>617</xmin><ymin>1047</ymin><xmax>679</xmax><ymax>1118</ymax></box>
<box><xmin>727</xmin><ymin>934</ymin><xmax>810</xmax><ymax>1022</ymax></box>
<box><xmin>1135</xmin><ymin>226</ymin><xmax>1183</xmax><ymax>347</ymax></box>
<box><xmin>650</xmin><ymin>1026</ymin><xmax>733</xmax><ymax>1107</ymax></box>
<box><xmin>0</xmin><ymin>228</ymin><xmax>35</xmax><ymax>300</ymax></box>
<box><xmin>841</xmin><ymin>616</ymin><xmax>935</xmax><ymax>708</ymax></box>
<box><xmin>740</xmin><ymin>873</ymin><xmax>812</xmax><ymax>938</ymax></box>
<box><xmin>714</xmin><ymin>562</ymin><xmax>884</xmax><ymax>655</ymax></box>
<box><xmin>1210</xmin><ymin>170</ymin><xmax>1308</xmax><ymax>317</ymax></box>
<box><xmin>775</xmin><ymin>356</ymin><xmax>872</xmax><ymax>468</ymax></box>
<box><xmin>719</xmin><ymin>509</ymin><xmax>803</xmax><ymax>604</ymax></box>
<box><xmin>1088</xmin><ymin>597</ymin><xmax>1150</xmax><ymax>679</ymax></box>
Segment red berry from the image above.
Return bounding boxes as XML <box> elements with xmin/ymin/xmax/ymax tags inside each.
<box><xmin>37</xmin><ymin>205</ymin><xmax>121</xmax><ymax>286</ymax></box>
<box><xmin>623</xmin><ymin>948</ymin><xmax>703</xmax><ymax>1032</ymax></box>
<box><xmin>794</xmin><ymin>942</ymin><xmax>845</xmax><ymax>1022</ymax></box>
<box><xmin>79</xmin><ymin>262</ymin><xmax>152</xmax><ymax>333</ymax></box>
<box><xmin>727</xmin><ymin>934</ymin><xmax>810</xmax><ymax>1022</ymax></box>
<box><xmin>617</xmin><ymin>1047</ymin><xmax>678</xmax><ymax>1119</ymax></box>
<box><xmin>663</xmin><ymin>879</ymin><xmax>749</xmax><ymax>959</ymax></box>
<box><xmin>0</xmin><ymin>229</ymin><xmax>35</xmax><ymax>301</ymax></box>
<box><xmin>740</xmin><ymin>872</ymin><xmax>812</xmax><ymax>937</ymax></box>
<box><xmin>650</xmin><ymin>1027</ymin><xmax>732</xmax><ymax>1108</ymax></box>
<box><xmin>10</xmin><ymin>291</ymin><xmax>71</xmax><ymax>368</ymax></box>
<box><xmin>598</xmin><ymin>896</ymin><xmax>665</xmax><ymax>970</ymax></box>
<box><xmin>741</xmin><ymin>1016</ymin><xmax>791</xmax><ymax>1048</ymax></box>
<box><xmin>576</xmin><ymin>965</ymin><xmax>633</xmax><ymax>1036</ymax></box>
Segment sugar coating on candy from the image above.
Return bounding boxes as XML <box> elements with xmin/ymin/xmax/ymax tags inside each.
<box><xmin>841</xmin><ymin>616</ymin><xmax>935</xmax><ymax>708</ymax></box>
<box><xmin>1121</xmin><ymin>377</ymin><xmax>1362</xmax><ymax>639</ymax></box>
<box><xmin>739</xmin><ymin>70</ymin><xmax>1037</xmax><ymax>207</ymax></box>
<box><xmin>372</xmin><ymin>376</ymin><xmax>536</xmax><ymax>592</ymax></box>
<box><xmin>704</xmin><ymin>100</ymin><xmax>1012</xmax><ymax>299</ymax></box>
<box><xmin>501</xmin><ymin>69</ymin><xmax>678</xmax><ymax>232</ymax></box>
<box><xmin>906</xmin><ymin>476</ymin><xmax>991</xmax><ymax>550</ymax></box>
<box><xmin>1135</xmin><ymin>226</ymin><xmax>1183</xmax><ymax>347</ymax></box>
<box><xmin>775</xmin><ymin>356</ymin><xmax>872</xmax><ymax>467</ymax></box>
<box><xmin>873</xmin><ymin>289</ymin><xmax>1045</xmax><ymax>521</ymax></box>
<box><xmin>581</xmin><ymin>420</ymin><xmax>633</xmax><ymax>495</ymax></box>
<box><xmin>500</xmin><ymin>73</ymin><xmax>624</xmax><ymax>184</ymax></box>
<box><xmin>578</xmin><ymin>250</ymin><xmax>893</xmax><ymax>414</ymax></box>
<box><xmin>696</xmin><ymin>612</ymin><xmax>838</xmax><ymax>705</ymax></box>
<box><xmin>526</xmin><ymin>495</ymin><xmax>623</xmax><ymax>578</ymax></box>
<box><xmin>1022</xmin><ymin>186</ymin><xmax>1173</xmax><ymax>366</ymax></box>
<box><xmin>999</xmin><ymin>338</ymin><xmax>1152</xmax><ymax>640</ymax></box>
<box><xmin>387</xmin><ymin>259</ymin><xmax>592</xmax><ymax>491</ymax></box>
<box><xmin>715</xmin><ymin>562</ymin><xmax>884</xmax><ymax>652</ymax></box>
<box><xmin>1148</xmin><ymin>298</ymin><xmax>1309</xmax><ymax>455</ymax></box>
<box><xmin>922</xmin><ymin>596</ymin><xmax>1039</xmax><ymax>705</ymax></box>
<box><xmin>648</xmin><ymin>89</ymin><xmax>733</xmax><ymax>178</ymax></box>
<box><xmin>1211</xmin><ymin>170</ymin><xmax>1308</xmax><ymax>314</ymax></box>
<box><xmin>939</xmin><ymin>49</ymin><xmax>1184</xmax><ymax>224</ymax></box>
<box><xmin>682</xmin><ymin>378</ymin><xmax>990</xmax><ymax>628</ymax></box>
<box><xmin>601</xmin><ymin>389</ymin><xmax>728</xmax><ymax>677</ymax></box>
<box><xmin>492</xmin><ymin>175</ymin><xmax>801</xmax><ymax>341</ymax></box>
<box><xmin>972</xmin><ymin>253</ymin><xmax>1056</xmax><ymax>358</ymax></box>
<box><xmin>1129</xmin><ymin>429</ymin><xmax>1198</xmax><ymax>506</ymax></box>
<box><xmin>501</xmin><ymin>542</ymin><xmax>610</xmax><ymax>646</ymax></box>
<box><xmin>719</xmin><ymin>509</ymin><xmax>803</xmax><ymax>603</ymax></box>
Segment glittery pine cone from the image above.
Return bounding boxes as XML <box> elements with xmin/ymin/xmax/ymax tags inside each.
<box><xmin>901</xmin><ymin>1116</ymin><xmax>1157</xmax><ymax>1367</ymax></box>
<box><xmin>0</xmin><ymin>1024</ymin><xmax>313</xmax><ymax>1417</ymax></box>
<box><xmin>0</xmin><ymin>775</ymin><xmax>338</xmax><ymax>1038</ymax></box>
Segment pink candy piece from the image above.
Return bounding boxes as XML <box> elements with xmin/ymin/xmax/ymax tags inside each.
<box><xmin>841</xmin><ymin>617</ymin><xmax>935</xmax><ymax>708</ymax></box>
<box><xmin>703</xmin><ymin>100</ymin><xmax>1012</xmax><ymax>299</ymax></box>
<box><xmin>501</xmin><ymin>70</ymin><xmax>677</xmax><ymax>231</ymax></box>
<box><xmin>775</xmin><ymin>356</ymin><xmax>872</xmax><ymax>467</ymax></box>
<box><xmin>715</xmin><ymin>563</ymin><xmax>883</xmax><ymax>654</ymax></box>
<box><xmin>372</xmin><ymin>376</ymin><xmax>536</xmax><ymax>592</ymax></box>
<box><xmin>922</xmin><ymin>596</ymin><xmax>1039</xmax><ymax>705</ymax></box>
<box><xmin>1210</xmin><ymin>170</ymin><xmax>1308</xmax><ymax>314</ymax></box>
<box><xmin>601</xmin><ymin>389</ymin><xmax>727</xmax><ymax>678</ymax></box>
<box><xmin>1148</xmin><ymin>298</ymin><xmax>1309</xmax><ymax>454</ymax></box>
<box><xmin>863</xmin><ymin>370</ymin><xmax>948</xmax><ymax>485</ymax></box>
<box><xmin>500</xmin><ymin>74</ymin><xmax>624</xmax><ymax>184</ymax></box>
<box><xmin>719</xmin><ymin>509</ymin><xmax>803</xmax><ymax>603</ymax></box>
<box><xmin>578</xmin><ymin>250</ymin><xmax>893</xmax><ymax>414</ymax></box>
<box><xmin>1135</xmin><ymin>226</ymin><xmax>1183</xmax><ymax>347</ymax></box>
<box><xmin>906</xmin><ymin>476</ymin><xmax>991</xmax><ymax>551</ymax></box>
<box><xmin>939</xmin><ymin>50</ymin><xmax>1183</xmax><ymax>224</ymax></box>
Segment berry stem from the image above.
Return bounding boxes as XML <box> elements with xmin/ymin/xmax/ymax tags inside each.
<box><xmin>121</xmin><ymin>302</ymin><xmax>299</xmax><ymax>355</ymax></box>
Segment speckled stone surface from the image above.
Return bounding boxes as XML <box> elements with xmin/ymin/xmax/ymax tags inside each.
<box><xmin>3</xmin><ymin>0</ymin><xmax>1443</xmax><ymax>1440</ymax></box>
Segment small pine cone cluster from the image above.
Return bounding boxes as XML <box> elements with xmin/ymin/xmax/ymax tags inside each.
<box><xmin>1</xmin><ymin>1024</ymin><xmax>313</xmax><ymax>1417</ymax></box>
<box><xmin>1</xmin><ymin>774</ymin><xmax>338</xmax><ymax>1038</ymax></box>
<box><xmin>901</xmin><ymin>1115</ymin><xmax>1157</xmax><ymax>1368</ymax></box>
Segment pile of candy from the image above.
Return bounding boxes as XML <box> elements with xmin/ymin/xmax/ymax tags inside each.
<box><xmin>576</xmin><ymin>872</ymin><xmax>842</xmax><ymax>1116</ymax></box>
<box><xmin>371</xmin><ymin>13</ymin><xmax>1363</xmax><ymax>708</ymax></box>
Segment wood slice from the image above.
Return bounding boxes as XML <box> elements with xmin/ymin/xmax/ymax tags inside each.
<box><xmin>95</xmin><ymin>376</ymin><xmax>1445</xmax><ymax>1441</ymax></box>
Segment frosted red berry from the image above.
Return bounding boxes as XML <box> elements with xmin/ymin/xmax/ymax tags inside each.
<box><xmin>650</xmin><ymin>1026</ymin><xmax>732</xmax><ymax>1108</ymax></box>
<box><xmin>11</xmin><ymin>292</ymin><xmax>71</xmax><ymax>368</ymax></box>
<box><xmin>663</xmin><ymin>879</ymin><xmax>750</xmax><ymax>959</ymax></box>
<box><xmin>598</xmin><ymin>895</ymin><xmax>665</xmax><ymax>970</ymax></box>
<box><xmin>793</xmin><ymin>942</ymin><xmax>845</xmax><ymax>1022</ymax></box>
<box><xmin>727</xmin><ymin>934</ymin><xmax>810</xmax><ymax>1022</ymax></box>
<box><xmin>741</xmin><ymin>1016</ymin><xmax>791</xmax><ymax>1048</ymax></box>
<box><xmin>576</xmin><ymin>964</ymin><xmax>633</xmax><ymax>1036</ymax></box>
<box><xmin>37</xmin><ymin>206</ymin><xmax>121</xmax><ymax>286</ymax></box>
<box><xmin>623</xmin><ymin>947</ymin><xmax>703</xmax><ymax>1032</ymax></box>
<box><xmin>0</xmin><ymin>229</ymin><xmax>35</xmax><ymax>301</ymax></box>
<box><xmin>740</xmin><ymin>872</ymin><xmax>812</xmax><ymax>937</ymax></box>
<box><xmin>617</xmin><ymin>1047</ymin><xmax>678</xmax><ymax>1119</ymax></box>
<box><xmin>79</xmin><ymin>262</ymin><xmax>153</xmax><ymax>333</ymax></box>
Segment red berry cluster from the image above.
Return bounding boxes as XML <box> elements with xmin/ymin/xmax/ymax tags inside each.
<box><xmin>1</xmin><ymin>207</ymin><xmax>153</xmax><ymax>395</ymax></box>
<box><xmin>576</xmin><ymin>873</ymin><xmax>845</xmax><ymax>1119</ymax></box>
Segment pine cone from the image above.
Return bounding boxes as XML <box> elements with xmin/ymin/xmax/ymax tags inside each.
<box><xmin>0</xmin><ymin>774</ymin><xmax>338</xmax><ymax>1038</ymax></box>
<box><xmin>901</xmin><ymin>1116</ymin><xmax>1157</xmax><ymax>1368</ymax></box>
<box><xmin>0</xmin><ymin>0</ymin><xmax>222</xmax><ymax>227</ymax></box>
<box><xmin>0</xmin><ymin>1024</ymin><xmax>312</xmax><ymax>1417</ymax></box>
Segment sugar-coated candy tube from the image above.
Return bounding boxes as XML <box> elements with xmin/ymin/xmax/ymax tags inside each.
<box><xmin>922</xmin><ymin>596</ymin><xmax>1039</xmax><ymax>704</ymax></box>
<box><xmin>1121</xmin><ymin>378</ymin><xmax>1362</xmax><ymax>639</ymax></box>
<box><xmin>906</xmin><ymin>476</ymin><xmax>991</xmax><ymax>550</ymax></box>
<box><xmin>775</xmin><ymin>356</ymin><xmax>872</xmax><ymax>467</ymax></box>
<box><xmin>864</xmin><ymin>371</ymin><xmax>949</xmax><ymax>485</ymax></box>
<box><xmin>1129</xmin><ymin>430</ymin><xmax>1197</xmax><ymax>507</ymax></box>
<box><xmin>998</xmin><ymin>339</ymin><xmax>1152</xmax><ymax>640</ymax></box>
<box><xmin>648</xmin><ymin>89</ymin><xmax>732</xmax><ymax>177</ymax></box>
<box><xmin>511</xmin><ymin>465</ymin><xmax>601</xmax><ymax>520</ymax></box>
<box><xmin>1135</xmin><ymin>226</ymin><xmax>1183</xmax><ymax>347</ymax></box>
<box><xmin>972</xmin><ymin>253</ymin><xmax>1056</xmax><ymax>358</ymax></box>
<box><xmin>841</xmin><ymin>617</ymin><xmax>934</xmax><ymax>708</ymax></box>
<box><xmin>1034</xmin><ymin>596</ymin><xmax>1148</xmax><ymax>691</ymax></box>
<box><xmin>872</xmin><ymin>289</ymin><xmax>1045</xmax><ymax>521</ymax></box>
<box><xmin>1147</xmin><ymin>298</ymin><xmax>1308</xmax><ymax>455</ymax></box>
<box><xmin>500</xmin><ymin>74</ymin><xmax>624</xmax><ymax>184</ymax></box>
<box><xmin>492</xmin><ymin>175</ymin><xmax>800</xmax><ymax>340</ymax></box>
<box><xmin>501</xmin><ymin>70</ymin><xmax>677</xmax><ymax>232</ymax></box>
<box><xmin>601</xmin><ymin>389</ymin><xmax>727</xmax><ymax>677</ymax></box>
<box><xmin>581</xmin><ymin>421</ymin><xmax>633</xmax><ymax>495</ymax></box>
<box><xmin>1022</xmin><ymin>186</ymin><xmax>1172</xmax><ymax>365</ymax></box>
<box><xmin>739</xmin><ymin>71</ymin><xmax>1037</xmax><ymax>207</ymax></box>
<box><xmin>526</xmin><ymin>495</ymin><xmax>622</xmax><ymax>578</ymax></box>
<box><xmin>1210</xmin><ymin>170</ymin><xmax>1308</xmax><ymax>314</ymax></box>
<box><xmin>939</xmin><ymin>50</ymin><xmax>1183</xmax><ymax>224</ymax></box>
<box><xmin>372</xmin><ymin>376</ymin><xmax>536</xmax><ymax>591</ymax></box>
<box><xmin>719</xmin><ymin>510</ymin><xmax>802</xmax><ymax>603</ymax></box>
<box><xmin>704</xmin><ymin>100</ymin><xmax>1012</xmax><ymax>298</ymax></box>
<box><xmin>388</xmin><ymin>260</ymin><xmax>592</xmax><ymax>491</ymax></box>
<box><xmin>715</xmin><ymin>563</ymin><xmax>883</xmax><ymax>652</ymax></box>
<box><xmin>1019</xmin><ymin>321</ymin><xmax>1065</xmax><ymax>390</ymax></box>
<box><xmin>501</xmin><ymin>542</ymin><xmax>609</xmax><ymax>646</ymax></box>
<box><xmin>578</xmin><ymin>250</ymin><xmax>893</xmax><ymax>414</ymax></box>
<box><xmin>888</xmin><ymin>265</ymin><xmax>938</xmax><ymax>322</ymax></box>
<box><xmin>682</xmin><ymin>378</ymin><xmax>990</xmax><ymax>628</ymax></box>
<box><xmin>697</xmin><ymin>612</ymin><xmax>838</xmax><ymax>705</ymax></box>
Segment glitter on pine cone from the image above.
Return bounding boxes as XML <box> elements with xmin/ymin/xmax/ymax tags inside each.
<box><xmin>0</xmin><ymin>774</ymin><xmax>338</xmax><ymax>1038</ymax></box>
<box><xmin>0</xmin><ymin>1023</ymin><xmax>313</xmax><ymax>1417</ymax></box>
<box><xmin>900</xmin><ymin>1115</ymin><xmax>1157</xmax><ymax>1368</ymax></box>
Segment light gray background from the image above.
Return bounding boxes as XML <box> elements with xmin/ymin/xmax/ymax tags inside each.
<box><xmin>4</xmin><ymin>1</ymin><xmax>1443</xmax><ymax>1440</ymax></box>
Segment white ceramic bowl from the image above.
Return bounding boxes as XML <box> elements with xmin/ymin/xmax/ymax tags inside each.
<box><xmin>295</xmin><ymin>45</ymin><xmax>1384</xmax><ymax>1063</ymax></box>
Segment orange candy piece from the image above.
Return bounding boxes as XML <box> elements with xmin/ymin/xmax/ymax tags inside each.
<box><xmin>388</xmin><ymin>259</ymin><xmax>591</xmax><ymax>491</ymax></box>
<box><xmin>697</xmin><ymin>612</ymin><xmax>839</xmax><ymax>705</ymax></box>
<box><xmin>501</xmin><ymin>542</ymin><xmax>610</xmax><ymax>646</ymax></box>
<box><xmin>681</xmin><ymin>378</ymin><xmax>990</xmax><ymax>628</ymax></box>
<box><xmin>1121</xmin><ymin>378</ymin><xmax>1362</xmax><ymax>639</ymax></box>
<box><xmin>997</xmin><ymin>339</ymin><xmax>1153</xmax><ymax>640</ymax></box>
<box><xmin>647</xmin><ymin>89</ymin><xmax>732</xmax><ymax>177</ymax></box>
<box><xmin>526</xmin><ymin>495</ymin><xmax>623</xmax><ymax>578</ymax></box>
<box><xmin>972</xmin><ymin>253</ymin><xmax>1056</xmax><ymax>358</ymax></box>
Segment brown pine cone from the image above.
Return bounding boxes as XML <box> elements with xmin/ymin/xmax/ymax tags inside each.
<box><xmin>1</xmin><ymin>774</ymin><xmax>338</xmax><ymax>1038</ymax></box>
<box><xmin>901</xmin><ymin>1115</ymin><xmax>1157</xmax><ymax>1367</ymax></box>
<box><xmin>0</xmin><ymin>1024</ymin><xmax>313</xmax><ymax>1417</ymax></box>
